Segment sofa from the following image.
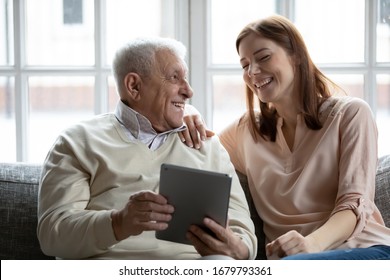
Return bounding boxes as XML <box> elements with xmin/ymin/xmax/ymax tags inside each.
<box><xmin>0</xmin><ymin>155</ymin><xmax>389</xmax><ymax>260</ymax></box>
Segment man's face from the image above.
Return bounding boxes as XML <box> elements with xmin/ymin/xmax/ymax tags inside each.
<box><xmin>136</xmin><ymin>50</ymin><xmax>193</xmax><ymax>132</ymax></box>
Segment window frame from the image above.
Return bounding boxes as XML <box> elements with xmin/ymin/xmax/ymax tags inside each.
<box><xmin>1</xmin><ymin>0</ymin><xmax>189</xmax><ymax>162</ymax></box>
<box><xmin>189</xmin><ymin>0</ymin><xmax>390</xmax><ymax>128</ymax></box>
<box><xmin>1</xmin><ymin>0</ymin><xmax>390</xmax><ymax>162</ymax></box>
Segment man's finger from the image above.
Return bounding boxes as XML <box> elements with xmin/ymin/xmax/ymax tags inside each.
<box><xmin>130</xmin><ymin>191</ymin><xmax>168</xmax><ymax>204</ymax></box>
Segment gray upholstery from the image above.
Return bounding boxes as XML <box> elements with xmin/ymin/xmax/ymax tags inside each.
<box><xmin>0</xmin><ymin>163</ymin><xmax>53</xmax><ymax>259</ymax></box>
<box><xmin>375</xmin><ymin>155</ymin><xmax>390</xmax><ymax>227</ymax></box>
<box><xmin>0</xmin><ymin>155</ymin><xmax>389</xmax><ymax>259</ymax></box>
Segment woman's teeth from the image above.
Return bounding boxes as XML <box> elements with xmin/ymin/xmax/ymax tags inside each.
<box><xmin>255</xmin><ymin>78</ymin><xmax>272</xmax><ymax>88</ymax></box>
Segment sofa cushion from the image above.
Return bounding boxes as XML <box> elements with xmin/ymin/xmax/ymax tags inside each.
<box><xmin>0</xmin><ymin>163</ymin><xmax>53</xmax><ymax>259</ymax></box>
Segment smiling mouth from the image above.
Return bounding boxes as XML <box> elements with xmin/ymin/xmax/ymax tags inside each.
<box><xmin>255</xmin><ymin>77</ymin><xmax>273</xmax><ymax>89</ymax></box>
<box><xmin>173</xmin><ymin>102</ymin><xmax>185</xmax><ymax>109</ymax></box>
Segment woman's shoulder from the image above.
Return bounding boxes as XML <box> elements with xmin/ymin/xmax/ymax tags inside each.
<box><xmin>236</xmin><ymin>110</ymin><xmax>261</xmax><ymax>126</ymax></box>
<box><xmin>319</xmin><ymin>96</ymin><xmax>372</xmax><ymax>122</ymax></box>
<box><xmin>220</xmin><ymin>111</ymin><xmax>256</xmax><ymax>138</ymax></box>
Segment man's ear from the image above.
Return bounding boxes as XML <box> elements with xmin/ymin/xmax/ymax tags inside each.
<box><xmin>123</xmin><ymin>72</ymin><xmax>142</xmax><ymax>101</ymax></box>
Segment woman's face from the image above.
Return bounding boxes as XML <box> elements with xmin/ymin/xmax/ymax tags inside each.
<box><xmin>238</xmin><ymin>32</ymin><xmax>296</xmax><ymax>106</ymax></box>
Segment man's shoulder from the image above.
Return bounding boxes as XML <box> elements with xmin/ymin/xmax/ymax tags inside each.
<box><xmin>204</xmin><ymin>134</ymin><xmax>223</xmax><ymax>145</ymax></box>
<box><xmin>200</xmin><ymin>135</ymin><xmax>230</xmax><ymax>154</ymax></box>
<box><xmin>67</xmin><ymin>113</ymin><xmax>114</xmax><ymax>129</ymax></box>
<box><xmin>60</xmin><ymin>113</ymin><xmax>116</xmax><ymax>138</ymax></box>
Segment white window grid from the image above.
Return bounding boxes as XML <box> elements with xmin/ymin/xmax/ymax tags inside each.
<box><xmin>1</xmin><ymin>0</ymin><xmax>190</xmax><ymax>162</ymax></box>
<box><xmin>1</xmin><ymin>0</ymin><xmax>389</xmax><ymax>162</ymax></box>
<box><xmin>190</xmin><ymin>0</ymin><xmax>390</xmax><ymax>127</ymax></box>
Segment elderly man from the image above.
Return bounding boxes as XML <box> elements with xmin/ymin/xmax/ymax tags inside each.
<box><xmin>37</xmin><ymin>37</ymin><xmax>256</xmax><ymax>260</ymax></box>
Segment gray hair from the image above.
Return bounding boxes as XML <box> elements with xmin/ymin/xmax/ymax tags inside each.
<box><xmin>112</xmin><ymin>37</ymin><xmax>187</xmax><ymax>95</ymax></box>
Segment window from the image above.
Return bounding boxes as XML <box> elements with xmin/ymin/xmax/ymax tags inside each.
<box><xmin>63</xmin><ymin>0</ymin><xmax>83</xmax><ymax>25</ymax></box>
<box><xmin>194</xmin><ymin>0</ymin><xmax>390</xmax><ymax>157</ymax></box>
<box><xmin>1</xmin><ymin>0</ymin><xmax>389</xmax><ymax>162</ymax></box>
<box><xmin>0</xmin><ymin>0</ymin><xmax>176</xmax><ymax>162</ymax></box>
<box><xmin>209</xmin><ymin>0</ymin><xmax>276</xmax><ymax>133</ymax></box>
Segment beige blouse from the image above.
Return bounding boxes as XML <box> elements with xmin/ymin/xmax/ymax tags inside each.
<box><xmin>219</xmin><ymin>96</ymin><xmax>390</xmax><ymax>250</ymax></box>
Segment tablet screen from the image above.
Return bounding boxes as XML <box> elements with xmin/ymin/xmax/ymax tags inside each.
<box><xmin>156</xmin><ymin>163</ymin><xmax>232</xmax><ymax>245</ymax></box>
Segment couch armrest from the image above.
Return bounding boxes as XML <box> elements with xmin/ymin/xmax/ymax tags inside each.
<box><xmin>0</xmin><ymin>162</ymin><xmax>54</xmax><ymax>259</ymax></box>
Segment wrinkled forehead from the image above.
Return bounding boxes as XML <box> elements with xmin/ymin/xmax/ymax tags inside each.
<box><xmin>155</xmin><ymin>49</ymin><xmax>188</xmax><ymax>74</ymax></box>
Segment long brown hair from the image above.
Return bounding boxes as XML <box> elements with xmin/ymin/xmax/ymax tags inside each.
<box><xmin>236</xmin><ymin>15</ymin><xmax>337</xmax><ymax>141</ymax></box>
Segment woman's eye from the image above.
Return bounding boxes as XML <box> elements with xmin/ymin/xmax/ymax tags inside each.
<box><xmin>241</xmin><ymin>65</ymin><xmax>248</xmax><ymax>70</ymax></box>
<box><xmin>260</xmin><ymin>55</ymin><xmax>270</xmax><ymax>61</ymax></box>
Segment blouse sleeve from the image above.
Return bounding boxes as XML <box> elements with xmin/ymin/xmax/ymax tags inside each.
<box><xmin>332</xmin><ymin>98</ymin><xmax>378</xmax><ymax>238</ymax></box>
<box><xmin>219</xmin><ymin>115</ymin><xmax>247</xmax><ymax>174</ymax></box>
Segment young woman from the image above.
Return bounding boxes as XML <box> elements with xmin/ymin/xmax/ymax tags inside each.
<box><xmin>182</xmin><ymin>15</ymin><xmax>390</xmax><ymax>260</ymax></box>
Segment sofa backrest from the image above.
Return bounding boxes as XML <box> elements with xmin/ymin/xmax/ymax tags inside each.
<box><xmin>376</xmin><ymin>155</ymin><xmax>390</xmax><ymax>227</ymax></box>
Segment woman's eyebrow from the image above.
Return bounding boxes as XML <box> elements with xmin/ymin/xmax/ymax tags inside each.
<box><xmin>240</xmin><ymin>48</ymin><xmax>269</xmax><ymax>63</ymax></box>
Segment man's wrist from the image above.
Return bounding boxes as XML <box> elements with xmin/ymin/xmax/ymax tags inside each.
<box><xmin>111</xmin><ymin>210</ymin><xmax>125</xmax><ymax>241</ymax></box>
<box><xmin>233</xmin><ymin>236</ymin><xmax>250</xmax><ymax>260</ymax></box>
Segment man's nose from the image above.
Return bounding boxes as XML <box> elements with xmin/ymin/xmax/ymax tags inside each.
<box><xmin>181</xmin><ymin>80</ymin><xmax>193</xmax><ymax>98</ymax></box>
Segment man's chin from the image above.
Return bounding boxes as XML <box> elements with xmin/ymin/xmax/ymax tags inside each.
<box><xmin>171</xmin><ymin>121</ymin><xmax>185</xmax><ymax>130</ymax></box>
<box><xmin>154</xmin><ymin>121</ymin><xmax>183</xmax><ymax>132</ymax></box>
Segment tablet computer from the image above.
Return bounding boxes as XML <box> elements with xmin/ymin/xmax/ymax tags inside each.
<box><xmin>156</xmin><ymin>163</ymin><xmax>232</xmax><ymax>245</ymax></box>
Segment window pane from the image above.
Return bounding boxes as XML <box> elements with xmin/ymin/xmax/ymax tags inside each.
<box><xmin>0</xmin><ymin>0</ymin><xmax>14</xmax><ymax>65</ymax></box>
<box><xmin>295</xmin><ymin>0</ymin><xmax>365</xmax><ymax>63</ymax></box>
<box><xmin>28</xmin><ymin>76</ymin><xmax>94</xmax><ymax>163</ymax></box>
<box><xmin>212</xmin><ymin>75</ymin><xmax>246</xmax><ymax>132</ymax></box>
<box><xmin>378</xmin><ymin>0</ymin><xmax>390</xmax><ymax>62</ymax></box>
<box><xmin>0</xmin><ymin>76</ymin><xmax>16</xmax><ymax>161</ymax></box>
<box><xmin>108</xmin><ymin>75</ymin><xmax>119</xmax><ymax>112</ymax></box>
<box><xmin>105</xmin><ymin>0</ymin><xmax>175</xmax><ymax>65</ymax></box>
<box><xmin>63</xmin><ymin>0</ymin><xmax>83</xmax><ymax>24</ymax></box>
<box><xmin>26</xmin><ymin>0</ymin><xmax>95</xmax><ymax>66</ymax></box>
<box><xmin>210</xmin><ymin>0</ymin><xmax>276</xmax><ymax>65</ymax></box>
<box><xmin>326</xmin><ymin>74</ymin><xmax>365</xmax><ymax>99</ymax></box>
<box><xmin>377</xmin><ymin>74</ymin><xmax>390</xmax><ymax>157</ymax></box>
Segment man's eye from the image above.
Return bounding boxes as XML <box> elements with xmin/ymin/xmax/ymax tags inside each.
<box><xmin>170</xmin><ymin>74</ymin><xmax>179</xmax><ymax>81</ymax></box>
<box><xmin>241</xmin><ymin>65</ymin><xmax>248</xmax><ymax>70</ymax></box>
